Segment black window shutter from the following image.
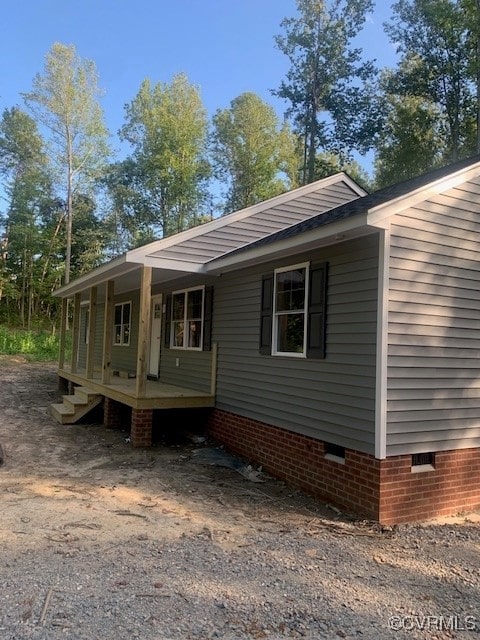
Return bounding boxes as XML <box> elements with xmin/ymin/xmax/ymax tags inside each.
<box><xmin>307</xmin><ymin>262</ymin><xmax>328</xmax><ymax>358</ymax></box>
<box><xmin>164</xmin><ymin>294</ymin><xmax>171</xmax><ymax>348</ymax></box>
<box><xmin>203</xmin><ymin>285</ymin><xmax>214</xmax><ymax>351</ymax></box>
<box><xmin>259</xmin><ymin>274</ymin><xmax>273</xmax><ymax>355</ymax></box>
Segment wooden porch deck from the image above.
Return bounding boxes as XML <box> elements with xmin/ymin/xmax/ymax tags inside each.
<box><xmin>58</xmin><ymin>367</ymin><xmax>216</xmax><ymax>410</ymax></box>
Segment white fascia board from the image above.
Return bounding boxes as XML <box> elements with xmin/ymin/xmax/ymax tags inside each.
<box><xmin>368</xmin><ymin>162</ymin><xmax>480</xmax><ymax>227</ymax></box>
<box><xmin>125</xmin><ymin>173</ymin><xmax>364</xmax><ymax>262</ymax></box>
<box><xmin>206</xmin><ymin>212</ymin><xmax>370</xmax><ymax>274</ymax></box>
<box><xmin>52</xmin><ymin>255</ymin><xmax>139</xmax><ymax>298</ymax></box>
<box><xmin>142</xmin><ymin>255</ymin><xmax>206</xmax><ymax>273</ymax></box>
<box><xmin>338</xmin><ymin>173</ymin><xmax>368</xmax><ymax>196</ymax></box>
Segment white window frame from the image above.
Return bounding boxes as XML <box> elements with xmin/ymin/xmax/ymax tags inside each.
<box><xmin>272</xmin><ymin>262</ymin><xmax>309</xmax><ymax>358</ymax></box>
<box><xmin>170</xmin><ymin>286</ymin><xmax>205</xmax><ymax>351</ymax></box>
<box><xmin>113</xmin><ymin>301</ymin><xmax>131</xmax><ymax>347</ymax></box>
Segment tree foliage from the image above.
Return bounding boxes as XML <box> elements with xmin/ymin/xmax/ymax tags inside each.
<box><xmin>314</xmin><ymin>150</ymin><xmax>372</xmax><ymax>190</ymax></box>
<box><xmin>274</xmin><ymin>0</ymin><xmax>379</xmax><ymax>184</ymax></box>
<box><xmin>461</xmin><ymin>0</ymin><xmax>480</xmax><ymax>152</ymax></box>
<box><xmin>383</xmin><ymin>0</ymin><xmax>476</xmax><ymax>166</ymax></box>
<box><xmin>374</xmin><ymin>61</ymin><xmax>447</xmax><ymax>187</ymax></box>
<box><xmin>117</xmin><ymin>74</ymin><xmax>210</xmax><ymax>240</ymax></box>
<box><xmin>211</xmin><ymin>92</ymin><xmax>300</xmax><ymax>212</ymax></box>
<box><xmin>0</xmin><ymin>107</ymin><xmax>63</xmax><ymax>326</ymax></box>
<box><xmin>23</xmin><ymin>42</ymin><xmax>109</xmax><ymax>284</ymax></box>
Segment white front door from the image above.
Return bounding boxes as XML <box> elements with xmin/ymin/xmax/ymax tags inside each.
<box><xmin>148</xmin><ymin>294</ymin><xmax>163</xmax><ymax>378</ymax></box>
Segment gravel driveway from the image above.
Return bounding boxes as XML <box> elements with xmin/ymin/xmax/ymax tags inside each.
<box><xmin>0</xmin><ymin>357</ymin><xmax>479</xmax><ymax>640</ymax></box>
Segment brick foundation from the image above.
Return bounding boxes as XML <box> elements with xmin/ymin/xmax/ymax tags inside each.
<box><xmin>207</xmin><ymin>408</ymin><xmax>480</xmax><ymax>525</ymax></box>
<box><xmin>104</xmin><ymin>397</ymin><xmax>130</xmax><ymax>431</ymax></box>
<box><xmin>379</xmin><ymin>449</ymin><xmax>480</xmax><ymax>524</ymax></box>
<box><xmin>130</xmin><ymin>408</ymin><xmax>153</xmax><ymax>447</ymax></box>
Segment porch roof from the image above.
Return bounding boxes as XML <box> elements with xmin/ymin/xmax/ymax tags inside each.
<box><xmin>53</xmin><ymin>172</ymin><xmax>365</xmax><ymax>298</ymax></box>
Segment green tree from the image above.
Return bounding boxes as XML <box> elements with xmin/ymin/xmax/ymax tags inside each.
<box><xmin>70</xmin><ymin>193</ymin><xmax>107</xmax><ymax>277</ymax></box>
<box><xmin>384</xmin><ymin>0</ymin><xmax>476</xmax><ymax>163</ymax></box>
<box><xmin>23</xmin><ymin>42</ymin><xmax>110</xmax><ymax>284</ymax></box>
<box><xmin>314</xmin><ymin>150</ymin><xmax>372</xmax><ymax>190</ymax></box>
<box><xmin>211</xmin><ymin>92</ymin><xmax>299</xmax><ymax>212</ymax></box>
<box><xmin>102</xmin><ymin>157</ymin><xmax>160</xmax><ymax>253</ymax></box>
<box><xmin>0</xmin><ymin>107</ymin><xmax>54</xmax><ymax>326</ymax></box>
<box><xmin>462</xmin><ymin>0</ymin><xmax>480</xmax><ymax>152</ymax></box>
<box><xmin>119</xmin><ymin>73</ymin><xmax>210</xmax><ymax>239</ymax></box>
<box><xmin>374</xmin><ymin>63</ymin><xmax>446</xmax><ymax>187</ymax></box>
<box><xmin>274</xmin><ymin>0</ymin><xmax>379</xmax><ymax>184</ymax></box>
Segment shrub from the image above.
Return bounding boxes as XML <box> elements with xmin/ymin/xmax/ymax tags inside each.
<box><xmin>0</xmin><ymin>326</ymin><xmax>70</xmax><ymax>361</ymax></box>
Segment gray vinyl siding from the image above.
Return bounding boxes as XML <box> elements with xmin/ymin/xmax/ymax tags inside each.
<box><xmin>160</xmin><ymin>351</ymin><xmax>212</xmax><ymax>393</ymax></box>
<box><xmin>386</xmin><ymin>179</ymin><xmax>480</xmax><ymax>456</ymax></box>
<box><xmin>212</xmin><ymin>234</ymin><xmax>380</xmax><ymax>454</ymax></box>
<box><xmin>111</xmin><ymin>292</ymin><xmax>139</xmax><ymax>374</ymax></box>
<box><xmin>149</xmin><ymin>181</ymin><xmax>360</xmax><ymax>263</ymax></box>
<box><xmin>157</xmin><ymin>276</ymin><xmax>214</xmax><ymax>393</ymax></box>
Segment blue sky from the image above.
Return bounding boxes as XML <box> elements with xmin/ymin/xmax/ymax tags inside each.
<box><xmin>0</xmin><ymin>1</ymin><xmax>397</xmax><ymax>174</ymax></box>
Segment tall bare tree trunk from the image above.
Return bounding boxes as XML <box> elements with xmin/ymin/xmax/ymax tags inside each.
<box><xmin>65</xmin><ymin>133</ymin><xmax>73</xmax><ymax>285</ymax></box>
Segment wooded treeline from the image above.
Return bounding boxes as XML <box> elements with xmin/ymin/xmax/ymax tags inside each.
<box><xmin>1</xmin><ymin>0</ymin><xmax>479</xmax><ymax>328</ymax></box>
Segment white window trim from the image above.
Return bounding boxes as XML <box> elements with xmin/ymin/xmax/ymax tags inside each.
<box><xmin>272</xmin><ymin>262</ymin><xmax>309</xmax><ymax>358</ymax></box>
<box><xmin>170</xmin><ymin>285</ymin><xmax>205</xmax><ymax>351</ymax></box>
<box><xmin>113</xmin><ymin>301</ymin><xmax>132</xmax><ymax>347</ymax></box>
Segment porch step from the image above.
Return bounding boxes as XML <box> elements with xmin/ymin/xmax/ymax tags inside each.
<box><xmin>50</xmin><ymin>387</ymin><xmax>103</xmax><ymax>425</ymax></box>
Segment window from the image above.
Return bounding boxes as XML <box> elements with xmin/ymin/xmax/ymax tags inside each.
<box><xmin>170</xmin><ymin>287</ymin><xmax>204</xmax><ymax>350</ymax></box>
<box><xmin>273</xmin><ymin>264</ymin><xmax>309</xmax><ymax>356</ymax></box>
<box><xmin>260</xmin><ymin>262</ymin><xmax>328</xmax><ymax>358</ymax></box>
<box><xmin>114</xmin><ymin>301</ymin><xmax>131</xmax><ymax>346</ymax></box>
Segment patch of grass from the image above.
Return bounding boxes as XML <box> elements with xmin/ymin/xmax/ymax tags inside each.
<box><xmin>0</xmin><ymin>326</ymin><xmax>70</xmax><ymax>362</ymax></box>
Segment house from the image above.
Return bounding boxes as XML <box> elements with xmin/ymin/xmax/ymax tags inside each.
<box><xmin>51</xmin><ymin>156</ymin><xmax>480</xmax><ymax>524</ymax></box>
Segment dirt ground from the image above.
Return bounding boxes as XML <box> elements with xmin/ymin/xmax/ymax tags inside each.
<box><xmin>0</xmin><ymin>356</ymin><xmax>332</xmax><ymax>549</ymax></box>
<box><xmin>1</xmin><ymin>357</ymin><xmax>480</xmax><ymax>640</ymax></box>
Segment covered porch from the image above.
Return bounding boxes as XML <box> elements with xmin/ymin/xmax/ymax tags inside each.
<box><xmin>53</xmin><ymin>263</ymin><xmax>217</xmax><ymax>446</ymax></box>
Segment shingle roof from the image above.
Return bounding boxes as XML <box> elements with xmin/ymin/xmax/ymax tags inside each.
<box><xmin>53</xmin><ymin>172</ymin><xmax>365</xmax><ymax>297</ymax></box>
<box><xmin>209</xmin><ymin>154</ymin><xmax>480</xmax><ymax>261</ymax></box>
